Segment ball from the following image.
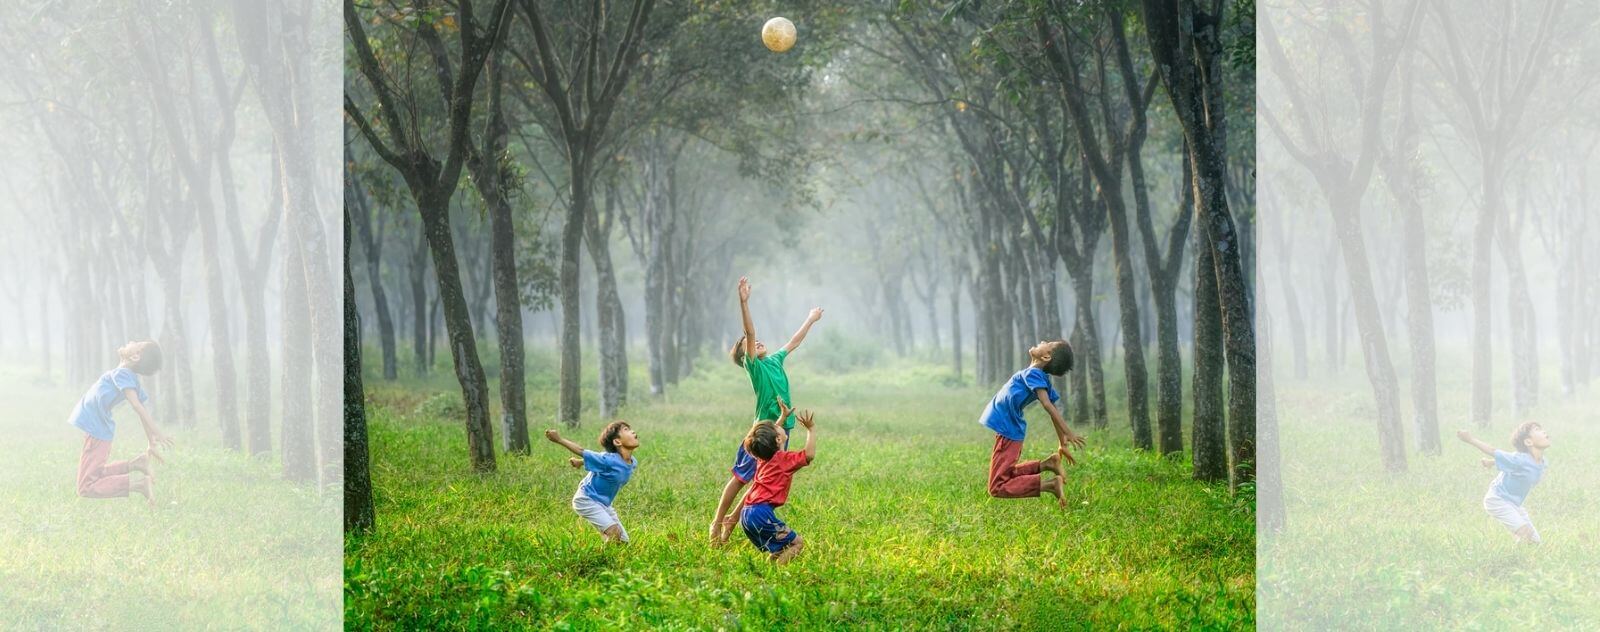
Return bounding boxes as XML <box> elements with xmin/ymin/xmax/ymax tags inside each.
<box><xmin>762</xmin><ymin>17</ymin><xmax>796</xmax><ymax>53</ymax></box>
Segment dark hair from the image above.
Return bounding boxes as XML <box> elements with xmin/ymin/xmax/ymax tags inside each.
<box><xmin>1510</xmin><ymin>421</ymin><xmax>1542</xmax><ymax>453</ymax></box>
<box><xmin>729</xmin><ymin>336</ymin><xmax>747</xmax><ymax>368</ymax></box>
<box><xmin>744</xmin><ymin>422</ymin><xmax>781</xmax><ymax>461</ymax></box>
<box><xmin>131</xmin><ymin>340</ymin><xmax>163</xmax><ymax>375</ymax></box>
<box><xmin>1040</xmin><ymin>340</ymin><xmax>1073</xmax><ymax>376</ymax></box>
<box><xmin>598</xmin><ymin>420</ymin><xmax>631</xmax><ymax>453</ymax></box>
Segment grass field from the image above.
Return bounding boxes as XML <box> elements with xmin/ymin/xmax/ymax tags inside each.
<box><xmin>344</xmin><ymin>347</ymin><xmax>1255</xmax><ymax>630</ymax></box>
<box><xmin>1259</xmin><ymin>361</ymin><xmax>1600</xmax><ymax>629</ymax></box>
<box><xmin>0</xmin><ymin>364</ymin><xmax>342</xmax><ymax>630</ymax></box>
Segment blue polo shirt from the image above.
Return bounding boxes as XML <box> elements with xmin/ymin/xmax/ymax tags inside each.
<box><xmin>67</xmin><ymin>368</ymin><xmax>148</xmax><ymax>441</ymax></box>
<box><xmin>979</xmin><ymin>367</ymin><xmax>1059</xmax><ymax>441</ymax></box>
<box><xmin>579</xmin><ymin>450</ymin><xmax>636</xmax><ymax>507</ymax></box>
<box><xmin>1490</xmin><ymin>450</ymin><xmax>1546</xmax><ymax>506</ymax></box>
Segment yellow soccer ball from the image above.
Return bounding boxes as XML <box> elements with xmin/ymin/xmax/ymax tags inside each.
<box><xmin>762</xmin><ymin>17</ymin><xmax>796</xmax><ymax>53</ymax></box>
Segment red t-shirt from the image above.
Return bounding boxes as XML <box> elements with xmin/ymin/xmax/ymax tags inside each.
<box><xmin>742</xmin><ymin>450</ymin><xmax>811</xmax><ymax>507</ymax></box>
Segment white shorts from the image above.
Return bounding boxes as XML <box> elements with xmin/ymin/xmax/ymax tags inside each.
<box><xmin>571</xmin><ymin>490</ymin><xmax>629</xmax><ymax>542</ymax></box>
<box><xmin>1482</xmin><ymin>491</ymin><xmax>1539</xmax><ymax>542</ymax></box>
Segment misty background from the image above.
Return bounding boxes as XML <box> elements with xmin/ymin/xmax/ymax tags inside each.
<box><xmin>0</xmin><ymin>1</ymin><xmax>342</xmax><ymax>628</ymax></box>
<box><xmin>1258</xmin><ymin>0</ymin><xmax>1600</xmax><ymax>627</ymax></box>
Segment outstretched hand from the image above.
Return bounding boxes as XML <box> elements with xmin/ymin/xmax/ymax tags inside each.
<box><xmin>1456</xmin><ymin>429</ymin><xmax>1472</xmax><ymax>442</ymax></box>
<box><xmin>776</xmin><ymin>397</ymin><xmax>792</xmax><ymax>417</ymax></box>
<box><xmin>1058</xmin><ymin>445</ymin><xmax>1078</xmax><ymax>466</ymax></box>
<box><xmin>808</xmin><ymin>307</ymin><xmax>824</xmax><ymax>322</ymax></box>
<box><xmin>1480</xmin><ymin>457</ymin><xmax>1494</xmax><ymax>469</ymax></box>
<box><xmin>545</xmin><ymin>429</ymin><xmax>562</xmax><ymax>443</ymax></box>
<box><xmin>1061</xmin><ymin>430</ymin><xmax>1086</xmax><ymax>450</ymax></box>
<box><xmin>796</xmin><ymin>409</ymin><xmax>815</xmax><ymax>429</ymax></box>
<box><xmin>569</xmin><ymin>457</ymin><xmax>583</xmax><ymax>469</ymax></box>
<box><xmin>147</xmin><ymin>429</ymin><xmax>175</xmax><ymax>452</ymax></box>
<box><xmin>738</xmin><ymin>277</ymin><xmax>752</xmax><ymax>302</ymax></box>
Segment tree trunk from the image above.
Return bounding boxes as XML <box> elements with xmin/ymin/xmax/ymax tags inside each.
<box><xmin>586</xmin><ymin>194</ymin><xmax>628</xmax><ymax>420</ymax></box>
<box><xmin>1497</xmin><ymin>218</ymin><xmax>1538</xmax><ymax>416</ymax></box>
<box><xmin>418</xmin><ymin>197</ymin><xmax>498</xmax><ymax>472</ymax></box>
<box><xmin>1391</xmin><ymin>159</ymin><xmax>1440</xmax><ymax>455</ymax></box>
<box><xmin>1069</xmin><ymin>258</ymin><xmax>1110</xmax><ymax>428</ymax></box>
<box><xmin>1104</xmin><ymin>191</ymin><xmax>1153</xmax><ymax>450</ymax></box>
<box><xmin>349</xmin><ymin>167</ymin><xmax>398</xmax><ymax>382</ymax></box>
<box><xmin>1192</xmin><ymin>215</ymin><xmax>1227</xmax><ymax>482</ymax></box>
<box><xmin>464</xmin><ymin>62</ymin><xmax>529</xmax><ymax>455</ymax></box>
<box><xmin>1326</xmin><ymin>190</ymin><xmax>1406</xmax><ymax>471</ymax></box>
<box><xmin>558</xmin><ymin>163</ymin><xmax>590</xmax><ymax>428</ymax></box>
<box><xmin>1257</xmin><ymin>308</ymin><xmax>1285</xmax><ymax>533</ymax></box>
<box><xmin>344</xmin><ymin>205</ymin><xmax>375</xmax><ymax>533</ymax></box>
<box><xmin>280</xmin><ymin>235</ymin><xmax>315</xmax><ymax>483</ymax></box>
<box><xmin>950</xmin><ymin>273</ymin><xmax>963</xmax><ymax>378</ymax></box>
<box><xmin>409</xmin><ymin>231</ymin><xmax>429</xmax><ymax>376</ymax></box>
<box><xmin>1322</xmin><ymin>241</ymin><xmax>1339</xmax><ymax>374</ymax></box>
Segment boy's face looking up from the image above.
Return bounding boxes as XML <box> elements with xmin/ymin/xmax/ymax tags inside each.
<box><xmin>752</xmin><ymin>339</ymin><xmax>767</xmax><ymax>358</ymax></box>
<box><xmin>615</xmin><ymin>426</ymin><xmax>640</xmax><ymax>450</ymax></box>
<box><xmin>1522</xmin><ymin>425</ymin><xmax>1550</xmax><ymax>451</ymax></box>
<box><xmin>117</xmin><ymin>340</ymin><xmax>163</xmax><ymax>375</ymax></box>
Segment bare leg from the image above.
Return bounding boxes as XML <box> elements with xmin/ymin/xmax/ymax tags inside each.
<box><xmin>1042</xmin><ymin>476</ymin><xmax>1065</xmax><ymax>508</ymax></box>
<box><xmin>709</xmin><ymin>477</ymin><xmax>747</xmax><ymax>545</ymax></box>
<box><xmin>131</xmin><ymin>477</ymin><xmax>154</xmax><ymax>507</ymax></box>
<box><xmin>1042</xmin><ymin>451</ymin><xmax>1064</xmax><ymax>478</ymax></box>
<box><xmin>772</xmin><ymin>535</ymin><xmax>805</xmax><ymax>565</ymax></box>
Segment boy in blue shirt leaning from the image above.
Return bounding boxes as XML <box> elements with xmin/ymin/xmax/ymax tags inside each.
<box><xmin>979</xmin><ymin>340</ymin><xmax>1085</xmax><ymax>507</ymax></box>
<box><xmin>546</xmin><ymin>421</ymin><xmax>640</xmax><ymax>544</ymax></box>
<box><xmin>1458</xmin><ymin>422</ymin><xmax>1550</xmax><ymax>544</ymax></box>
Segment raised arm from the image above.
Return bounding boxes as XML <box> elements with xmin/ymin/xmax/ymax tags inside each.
<box><xmin>796</xmin><ymin>409</ymin><xmax>817</xmax><ymax>460</ymax></box>
<box><xmin>1456</xmin><ymin>430</ymin><xmax>1496</xmax><ymax>457</ymax></box>
<box><xmin>738</xmin><ymin>277</ymin><xmax>756</xmax><ymax>358</ymax></box>
<box><xmin>124</xmin><ymin>389</ymin><xmax>174</xmax><ymax>451</ymax></box>
<box><xmin>1036</xmin><ymin>388</ymin><xmax>1084</xmax><ymax>454</ymax></box>
<box><xmin>782</xmin><ymin>308</ymin><xmax>824</xmax><ymax>354</ymax></box>
<box><xmin>545</xmin><ymin>429</ymin><xmax>585</xmax><ymax>457</ymax></box>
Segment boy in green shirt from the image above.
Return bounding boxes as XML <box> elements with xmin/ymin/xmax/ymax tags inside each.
<box><xmin>709</xmin><ymin>276</ymin><xmax>822</xmax><ymax>545</ymax></box>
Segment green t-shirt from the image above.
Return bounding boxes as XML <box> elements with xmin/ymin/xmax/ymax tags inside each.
<box><xmin>745</xmin><ymin>348</ymin><xmax>793</xmax><ymax>430</ymax></box>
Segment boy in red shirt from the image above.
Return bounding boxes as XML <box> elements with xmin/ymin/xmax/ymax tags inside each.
<box><xmin>739</xmin><ymin>401</ymin><xmax>815</xmax><ymax>564</ymax></box>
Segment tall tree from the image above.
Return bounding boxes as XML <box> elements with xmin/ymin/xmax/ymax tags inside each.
<box><xmin>1140</xmin><ymin>0</ymin><xmax>1258</xmax><ymax>486</ymax></box>
<box><xmin>511</xmin><ymin>0</ymin><xmax>655</xmax><ymax>427</ymax></box>
<box><xmin>344</xmin><ymin>0</ymin><xmax>514</xmax><ymax>470</ymax></box>
<box><xmin>1260</xmin><ymin>0</ymin><xmax>1421</xmax><ymax>472</ymax></box>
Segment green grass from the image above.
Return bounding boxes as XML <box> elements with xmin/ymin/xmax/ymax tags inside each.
<box><xmin>0</xmin><ymin>364</ymin><xmax>342</xmax><ymax>630</ymax></box>
<box><xmin>345</xmin><ymin>347</ymin><xmax>1255</xmax><ymax>630</ymax></box>
<box><xmin>1260</xmin><ymin>362</ymin><xmax>1600</xmax><ymax>629</ymax></box>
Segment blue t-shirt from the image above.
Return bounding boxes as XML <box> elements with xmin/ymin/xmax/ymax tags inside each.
<box><xmin>579</xmin><ymin>450</ymin><xmax>636</xmax><ymax>507</ymax></box>
<box><xmin>1490</xmin><ymin>450</ymin><xmax>1546</xmax><ymax>506</ymax></box>
<box><xmin>979</xmin><ymin>367</ymin><xmax>1059</xmax><ymax>441</ymax></box>
<box><xmin>67</xmin><ymin>368</ymin><xmax>148</xmax><ymax>441</ymax></box>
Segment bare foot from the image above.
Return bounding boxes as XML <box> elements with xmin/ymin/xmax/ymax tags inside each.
<box><xmin>1042</xmin><ymin>451</ymin><xmax>1065</xmax><ymax>478</ymax></box>
<box><xmin>134</xmin><ymin>476</ymin><xmax>156</xmax><ymax>508</ymax></box>
<box><xmin>1043</xmin><ymin>476</ymin><xmax>1065</xmax><ymax>509</ymax></box>
<box><xmin>772</xmin><ymin>535</ymin><xmax>805</xmax><ymax>565</ymax></box>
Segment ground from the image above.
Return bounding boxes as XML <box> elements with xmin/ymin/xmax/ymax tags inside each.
<box><xmin>1259</xmin><ymin>358</ymin><xmax>1600</xmax><ymax>629</ymax></box>
<box><xmin>0</xmin><ymin>364</ymin><xmax>341</xmax><ymax>629</ymax></box>
<box><xmin>344</xmin><ymin>348</ymin><xmax>1255</xmax><ymax>630</ymax></box>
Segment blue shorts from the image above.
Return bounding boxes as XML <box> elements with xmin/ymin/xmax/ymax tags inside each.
<box><xmin>731</xmin><ymin>431</ymin><xmax>790</xmax><ymax>483</ymax></box>
<box><xmin>740</xmin><ymin>502</ymin><xmax>798</xmax><ymax>554</ymax></box>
